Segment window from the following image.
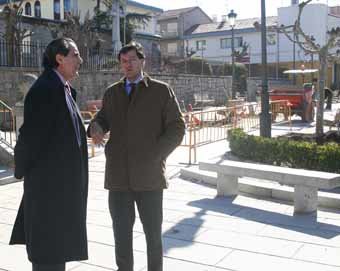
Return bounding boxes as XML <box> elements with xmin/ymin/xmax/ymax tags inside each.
<box><xmin>64</xmin><ymin>0</ymin><xmax>71</xmax><ymax>18</ymax></box>
<box><xmin>34</xmin><ymin>1</ymin><xmax>41</xmax><ymax>18</ymax></box>
<box><xmin>25</xmin><ymin>3</ymin><xmax>31</xmax><ymax>16</ymax></box>
<box><xmin>166</xmin><ymin>22</ymin><xmax>177</xmax><ymax>35</ymax></box>
<box><xmin>54</xmin><ymin>0</ymin><xmax>60</xmax><ymax>20</ymax></box>
<box><xmin>220</xmin><ymin>38</ymin><xmax>231</xmax><ymax>49</ymax></box>
<box><xmin>167</xmin><ymin>43</ymin><xmax>177</xmax><ymax>55</ymax></box>
<box><xmin>220</xmin><ymin>37</ymin><xmax>243</xmax><ymax>49</ymax></box>
<box><xmin>196</xmin><ymin>40</ymin><xmax>206</xmax><ymax>51</ymax></box>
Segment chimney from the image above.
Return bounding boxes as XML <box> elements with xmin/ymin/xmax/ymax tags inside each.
<box><xmin>291</xmin><ymin>0</ymin><xmax>299</xmax><ymax>5</ymax></box>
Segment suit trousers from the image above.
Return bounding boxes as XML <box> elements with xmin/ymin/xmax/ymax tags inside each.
<box><xmin>108</xmin><ymin>190</ymin><xmax>163</xmax><ymax>271</ymax></box>
<box><xmin>32</xmin><ymin>263</ymin><xmax>65</xmax><ymax>271</ymax></box>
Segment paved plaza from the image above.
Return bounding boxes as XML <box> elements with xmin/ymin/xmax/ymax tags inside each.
<box><xmin>1</xmin><ymin>109</ymin><xmax>340</xmax><ymax>270</ymax></box>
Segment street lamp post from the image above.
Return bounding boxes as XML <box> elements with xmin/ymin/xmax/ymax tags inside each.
<box><xmin>111</xmin><ymin>0</ymin><xmax>122</xmax><ymax>55</ymax></box>
<box><xmin>200</xmin><ymin>46</ymin><xmax>205</xmax><ymax>75</ymax></box>
<box><xmin>260</xmin><ymin>0</ymin><xmax>271</xmax><ymax>137</ymax></box>
<box><xmin>293</xmin><ymin>40</ymin><xmax>296</xmax><ymax>84</ymax></box>
<box><xmin>228</xmin><ymin>9</ymin><xmax>237</xmax><ymax>99</ymax></box>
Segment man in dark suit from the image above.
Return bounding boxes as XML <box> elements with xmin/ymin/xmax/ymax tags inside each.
<box><xmin>10</xmin><ymin>38</ymin><xmax>88</xmax><ymax>271</ymax></box>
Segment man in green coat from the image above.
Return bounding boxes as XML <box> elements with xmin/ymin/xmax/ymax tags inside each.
<box><xmin>88</xmin><ymin>41</ymin><xmax>185</xmax><ymax>271</ymax></box>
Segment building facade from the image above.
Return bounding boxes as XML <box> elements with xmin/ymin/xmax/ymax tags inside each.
<box><xmin>184</xmin><ymin>2</ymin><xmax>340</xmax><ymax>85</ymax></box>
<box><xmin>157</xmin><ymin>7</ymin><xmax>212</xmax><ymax>58</ymax></box>
<box><xmin>0</xmin><ymin>0</ymin><xmax>76</xmax><ymax>20</ymax></box>
<box><xmin>0</xmin><ymin>0</ymin><xmax>162</xmax><ymax>30</ymax></box>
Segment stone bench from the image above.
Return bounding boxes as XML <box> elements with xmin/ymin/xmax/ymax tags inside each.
<box><xmin>199</xmin><ymin>160</ymin><xmax>340</xmax><ymax>214</ymax></box>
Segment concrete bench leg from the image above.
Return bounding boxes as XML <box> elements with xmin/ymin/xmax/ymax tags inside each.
<box><xmin>217</xmin><ymin>173</ymin><xmax>238</xmax><ymax>196</ymax></box>
<box><xmin>294</xmin><ymin>185</ymin><xmax>318</xmax><ymax>214</ymax></box>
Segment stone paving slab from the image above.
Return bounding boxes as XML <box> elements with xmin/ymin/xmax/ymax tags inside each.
<box><xmin>154</xmin><ymin>257</ymin><xmax>232</xmax><ymax>271</ymax></box>
<box><xmin>258</xmin><ymin>224</ymin><xmax>340</xmax><ymax>248</ymax></box>
<box><xmin>194</xmin><ymin>228</ymin><xmax>303</xmax><ymax>258</ymax></box>
<box><xmin>85</xmin><ymin>241</ymin><xmax>146</xmax><ymax>271</ymax></box>
<box><xmin>134</xmin><ymin>236</ymin><xmax>233</xmax><ymax>266</ymax></box>
<box><xmin>294</xmin><ymin>243</ymin><xmax>340</xmax><ymax>266</ymax></box>
<box><xmin>216</xmin><ymin>249</ymin><xmax>340</xmax><ymax>271</ymax></box>
<box><xmin>0</xmin><ymin>223</ymin><xmax>11</xmax><ymax>244</ymax></box>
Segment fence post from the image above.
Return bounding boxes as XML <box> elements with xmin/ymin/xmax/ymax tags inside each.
<box><xmin>188</xmin><ymin>113</ymin><xmax>193</xmax><ymax>164</ymax></box>
<box><xmin>193</xmin><ymin>119</ymin><xmax>197</xmax><ymax>163</ymax></box>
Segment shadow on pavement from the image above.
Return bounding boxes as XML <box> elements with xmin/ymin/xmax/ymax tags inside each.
<box><xmin>187</xmin><ymin>197</ymin><xmax>340</xmax><ymax>239</ymax></box>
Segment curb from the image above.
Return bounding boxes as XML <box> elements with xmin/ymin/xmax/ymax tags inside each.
<box><xmin>0</xmin><ymin>175</ymin><xmax>21</xmax><ymax>186</ymax></box>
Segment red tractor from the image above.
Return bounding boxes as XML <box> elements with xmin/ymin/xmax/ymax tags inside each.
<box><xmin>269</xmin><ymin>69</ymin><xmax>317</xmax><ymax>122</ymax></box>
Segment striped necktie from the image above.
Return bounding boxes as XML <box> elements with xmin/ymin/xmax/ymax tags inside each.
<box><xmin>128</xmin><ymin>83</ymin><xmax>136</xmax><ymax>102</ymax></box>
<box><xmin>65</xmin><ymin>83</ymin><xmax>82</xmax><ymax>146</ymax></box>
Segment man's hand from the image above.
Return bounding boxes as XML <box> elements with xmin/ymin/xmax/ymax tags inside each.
<box><xmin>90</xmin><ymin>122</ymin><xmax>105</xmax><ymax>146</ymax></box>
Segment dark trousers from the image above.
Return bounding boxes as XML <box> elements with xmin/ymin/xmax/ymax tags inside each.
<box><xmin>108</xmin><ymin>190</ymin><xmax>163</xmax><ymax>271</ymax></box>
<box><xmin>32</xmin><ymin>263</ymin><xmax>65</xmax><ymax>271</ymax></box>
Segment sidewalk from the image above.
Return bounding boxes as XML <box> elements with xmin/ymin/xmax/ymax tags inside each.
<box><xmin>1</xmin><ymin>111</ymin><xmax>340</xmax><ymax>270</ymax></box>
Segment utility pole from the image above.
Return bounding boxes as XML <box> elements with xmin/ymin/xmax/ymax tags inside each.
<box><xmin>260</xmin><ymin>0</ymin><xmax>271</xmax><ymax>137</ymax></box>
<box><xmin>276</xmin><ymin>26</ymin><xmax>280</xmax><ymax>79</ymax></box>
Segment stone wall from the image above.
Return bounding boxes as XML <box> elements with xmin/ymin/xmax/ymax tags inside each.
<box><xmin>0</xmin><ymin>67</ymin><xmax>232</xmax><ymax>111</ymax></box>
<box><xmin>0</xmin><ymin>67</ymin><xmax>291</xmax><ymax>110</ymax></box>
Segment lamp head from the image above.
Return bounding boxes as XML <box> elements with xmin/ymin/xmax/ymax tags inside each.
<box><xmin>228</xmin><ymin>9</ymin><xmax>237</xmax><ymax>28</ymax></box>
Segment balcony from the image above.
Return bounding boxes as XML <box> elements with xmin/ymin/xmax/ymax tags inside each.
<box><xmin>158</xmin><ymin>30</ymin><xmax>179</xmax><ymax>39</ymax></box>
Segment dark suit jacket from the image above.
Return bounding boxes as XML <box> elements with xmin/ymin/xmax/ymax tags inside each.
<box><xmin>10</xmin><ymin>69</ymin><xmax>89</xmax><ymax>264</ymax></box>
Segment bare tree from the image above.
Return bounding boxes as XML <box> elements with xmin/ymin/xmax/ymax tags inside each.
<box><xmin>0</xmin><ymin>0</ymin><xmax>32</xmax><ymax>65</ymax></box>
<box><xmin>278</xmin><ymin>0</ymin><xmax>340</xmax><ymax>137</ymax></box>
<box><xmin>47</xmin><ymin>11</ymin><xmax>101</xmax><ymax>54</ymax></box>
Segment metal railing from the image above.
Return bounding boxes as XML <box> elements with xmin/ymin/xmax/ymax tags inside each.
<box><xmin>0</xmin><ymin>40</ymin><xmax>45</xmax><ymax>68</ymax></box>
<box><xmin>0</xmin><ymin>100</ymin><xmax>16</xmax><ymax>150</ymax></box>
<box><xmin>181</xmin><ymin>100</ymin><xmax>291</xmax><ymax>164</ymax></box>
<box><xmin>270</xmin><ymin>100</ymin><xmax>292</xmax><ymax>126</ymax></box>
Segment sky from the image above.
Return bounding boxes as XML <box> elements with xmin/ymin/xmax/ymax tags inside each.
<box><xmin>136</xmin><ymin>0</ymin><xmax>339</xmax><ymax>20</ymax></box>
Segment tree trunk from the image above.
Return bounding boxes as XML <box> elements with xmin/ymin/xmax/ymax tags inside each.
<box><xmin>315</xmin><ymin>48</ymin><xmax>328</xmax><ymax>138</ymax></box>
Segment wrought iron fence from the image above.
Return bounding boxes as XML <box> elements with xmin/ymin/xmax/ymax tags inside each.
<box><xmin>0</xmin><ymin>40</ymin><xmax>45</xmax><ymax>68</ymax></box>
<box><xmin>0</xmin><ymin>40</ymin><xmax>292</xmax><ymax>78</ymax></box>
<box><xmin>0</xmin><ymin>40</ymin><xmax>120</xmax><ymax>71</ymax></box>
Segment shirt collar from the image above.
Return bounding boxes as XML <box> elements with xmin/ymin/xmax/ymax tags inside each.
<box><xmin>126</xmin><ymin>72</ymin><xmax>143</xmax><ymax>86</ymax></box>
<box><xmin>122</xmin><ymin>72</ymin><xmax>149</xmax><ymax>88</ymax></box>
<box><xmin>53</xmin><ymin>69</ymin><xmax>68</xmax><ymax>87</ymax></box>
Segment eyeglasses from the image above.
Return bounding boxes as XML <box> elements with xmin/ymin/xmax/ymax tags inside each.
<box><xmin>121</xmin><ymin>58</ymin><xmax>140</xmax><ymax>65</ymax></box>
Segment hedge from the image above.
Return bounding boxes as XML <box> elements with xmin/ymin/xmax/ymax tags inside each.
<box><xmin>228</xmin><ymin>128</ymin><xmax>340</xmax><ymax>173</ymax></box>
